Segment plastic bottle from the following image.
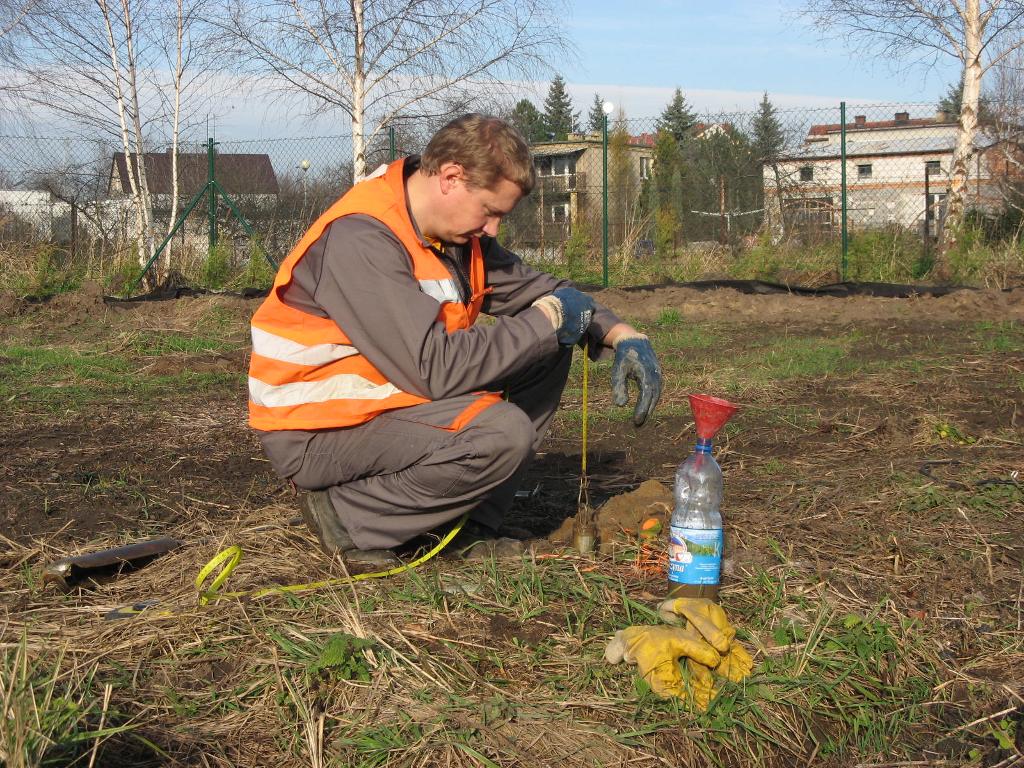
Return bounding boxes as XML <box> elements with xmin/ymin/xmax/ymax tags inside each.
<box><xmin>667</xmin><ymin>436</ymin><xmax>723</xmax><ymax>601</ymax></box>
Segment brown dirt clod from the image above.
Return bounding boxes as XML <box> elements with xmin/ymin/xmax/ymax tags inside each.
<box><xmin>548</xmin><ymin>479</ymin><xmax>672</xmax><ymax>553</ymax></box>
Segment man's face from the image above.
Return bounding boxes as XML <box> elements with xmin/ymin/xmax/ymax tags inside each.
<box><xmin>436</xmin><ymin>163</ymin><xmax>523</xmax><ymax>244</ymax></box>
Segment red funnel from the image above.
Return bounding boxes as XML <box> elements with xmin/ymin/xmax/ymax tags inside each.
<box><xmin>689</xmin><ymin>394</ymin><xmax>738</xmax><ymax>440</ymax></box>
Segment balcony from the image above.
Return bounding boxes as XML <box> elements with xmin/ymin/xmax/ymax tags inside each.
<box><xmin>537</xmin><ymin>171</ymin><xmax>586</xmax><ymax>195</ymax></box>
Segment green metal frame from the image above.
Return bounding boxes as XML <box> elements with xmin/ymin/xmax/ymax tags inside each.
<box><xmin>602</xmin><ymin>112</ymin><xmax>609</xmax><ymax>288</ymax></box>
<box><xmin>130</xmin><ymin>138</ymin><xmax>277</xmax><ymax>293</ymax></box>
<box><xmin>840</xmin><ymin>101</ymin><xmax>849</xmax><ymax>281</ymax></box>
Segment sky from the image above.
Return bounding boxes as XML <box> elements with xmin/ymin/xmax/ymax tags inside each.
<box><xmin>525</xmin><ymin>0</ymin><xmax>962</xmax><ymax>119</ymax></box>
<box><xmin>200</xmin><ymin>0</ymin><xmax>964</xmax><ymax>142</ymax></box>
<box><xmin>9</xmin><ymin>0</ymin><xmax>963</xmax><ymax>147</ymax></box>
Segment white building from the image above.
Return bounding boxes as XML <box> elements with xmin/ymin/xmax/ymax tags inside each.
<box><xmin>0</xmin><ymin>190</ymin><xmax>74</xmax><ymax>241</ymax></box>
<box><xmin>766</xmin><ymin>111</ymin><xmax>997</xmax><ymax>238</ymax></box>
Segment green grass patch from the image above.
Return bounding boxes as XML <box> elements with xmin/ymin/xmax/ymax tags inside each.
<box><xmin>971</xmin><ymin>320</ymin><xmax>1024</xmax><ymax>353</ymax></box>
<box><xmin>125</xmin><ymin>330</ymin><xmax>238</xmax><ymax>356</ymax></box>
<box><xmin>0</xmin><ymin>344</ymin><xmax>243</xmax><ymax>411</ymax></box>
<box><xmin>1</xmin><ymin>637</ymin><xmax>138</xmax><ymax>767</ymax></box>
<box><xmin>712</xmin><ymin>335</ymin><xmax>855</xmax><ymax>393</ymax></box>
<box><xmin>648</xmin><ymin>324</ymin><xmax>719</xmax><ymax>353</ymax></box>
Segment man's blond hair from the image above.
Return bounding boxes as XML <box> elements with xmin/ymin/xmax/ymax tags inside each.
<box><xmin>421</xmin><ymin>114</ymin><xmax>536</xmax><ymax>195</ymax></box>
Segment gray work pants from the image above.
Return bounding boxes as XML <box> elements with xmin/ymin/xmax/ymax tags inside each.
<box><xmin>288</xmin><ymin>346</ymin><xmax>572</xmax><ymax>550</ymax></box>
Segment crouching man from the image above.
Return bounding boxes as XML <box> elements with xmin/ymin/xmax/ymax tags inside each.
<box><xmin>248</xmin><ymin>114</ymin><xmax>661</xmax><ymax>570</ymax></box>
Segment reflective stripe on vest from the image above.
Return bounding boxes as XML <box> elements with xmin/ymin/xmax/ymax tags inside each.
<box><xmin>418</xmin><ymin>278</ymin><xmax>462</xmax><ymax>304</ymax></box>
<box><xmin>251</xmin><ymin>326</ymin><xmax>359</xmax><ymax>367</ymax></box>
<box><xmin>248</xmin><ymin>374</ymin><xmax>403</xmax><ymax>408</ymax></box>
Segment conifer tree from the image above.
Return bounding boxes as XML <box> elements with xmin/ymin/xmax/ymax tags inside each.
<box><xmin>587</xmin><ymin>92</ymin><xmax>605</xmax><ymax>134</ymax></box>
<box><xmin>657</xmin><ymin>87</ymin><xmax>696</xmax><ymax>143</ymax></box>
<box><xmin>509</xmin><ymin>98</ymin><xmax>547</xmax><ymax>142</ymax></box>
<box><xmin>938</xmin><ymin>76</ymin><xmax>992</xmax><ymax>123</ymax></box>
<box><xmin>751</xmin><ymin>92</ymin><xmax>785</xmax><ymax>164</ymax></box>
<box><xmin>543</xmin><ymin>74</ymin><xmax>578</xmax><ymax>140</ymax></box>
<box><xmin>752</xmin><ymin>92</ymin><xmax>787</xmax><ymax>237</ymax></box>
<box><xmin>651</xmin><ymin>131</ymin><xmax>684</xmax><ymax>257</ymax></box>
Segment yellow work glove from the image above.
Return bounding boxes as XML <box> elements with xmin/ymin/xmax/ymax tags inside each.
<box><xmin>658</xmin><ymin>597</ymin><xmax>754</xmax><ymax>683</ymax></box>
<box><xmin>604</xmin><ymin>625</ymin><xmax>721</xmax><ymax>709</ymax></box>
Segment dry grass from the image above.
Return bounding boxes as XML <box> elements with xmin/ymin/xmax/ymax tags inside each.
<box><xmin>2</xmin><ymin>289</ymin><xmax>1023</xmax><ymax>767</ymax></box>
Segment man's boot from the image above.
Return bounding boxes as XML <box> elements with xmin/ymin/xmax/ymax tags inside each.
<box><xmin>298</xmin><ymin>490</ymin><xmax>401</xmax><ymax>572</ymax></box>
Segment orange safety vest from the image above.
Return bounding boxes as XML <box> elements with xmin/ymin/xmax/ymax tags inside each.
<box><xmin>248</xmin><ymin>158</ymin><xmax>500</xmax><ymax>432</ymax></box>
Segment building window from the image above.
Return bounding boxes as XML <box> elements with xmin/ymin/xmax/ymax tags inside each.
<box><xmin>640</xmin><ymin>156</ymin><xmax>652</xmax><ymax>180</ymax></box>
<box><xmin>857</xmin><ymin>163</ymin><xmax>872</xmax><ymax>179</ymax></box>
<box><xmin>799</xmin><ymin>165</ymin><xmax>813</xmax><ymax>182</ymax></box>
<box><xmin>925</xmin><ymin>160</ymin><xmax>941</xmax><ymax>175</ymax></box>
<box><xmin>551</xmin><ymin>203</ymin><xmax>569</xmax><ymax>223</ymax></box>
<box><xmin>784</xmin><ymin>197</ymin><xmax>834</xmax><ymax>230</ymax></box>
<box><xmin>552</xmin><ymin>156</ymin><xmax>575</xmax><ymax>176</ymax></box>
<box><xmin>538</xmin><ymin>155</ymin><xmax>576</xmax><ymax>181</ymax></box>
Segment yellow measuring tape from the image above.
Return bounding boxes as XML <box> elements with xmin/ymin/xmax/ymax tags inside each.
<box><xmin>579</xmin><ymin>348</ymin><xmax>589</xmax><ymax>508</ymax></box>
<box><xmin>105</xmin><ymin>513</ymin><xmax>468</xmax><ymax>620</ymax></box>
<box><xmin>581</xmin><ymin>348</ymin><xmax>589</xmax><ymax>476</ymax></box>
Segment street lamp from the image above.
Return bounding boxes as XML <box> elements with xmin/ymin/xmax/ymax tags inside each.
<box><xmin>602</xmin><ymin>100</ymin><xmax>614</xmax><ymax>287</ymax></box>
<box><xmin>299</xmin><ymin>159</ymin><xmax>310</xmax><ymax>210</ymax></box>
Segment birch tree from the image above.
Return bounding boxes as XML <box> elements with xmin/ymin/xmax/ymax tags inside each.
<box><xmin>981</xmin><ymin>50</ymin><xmax>1024</xmax><ymax>224</ymax></box>
<box><xmin>802</xmin><ymin>0</ymin><xmax>1024</xmax><ymax>267</ymax></box>
<box><xmin>155</xmin><ymin>0</ymin><xmax>213</xmax><ymax>275</ymax></box>
<box><xmin>1</xmin><ymin>0</ymin><xmax>214</xmax><ymax>282</ymax></box>
<box><xmin>220</xmin><ymin>0</ymin><xmax>568</xmax><ymax>181</ymax></box>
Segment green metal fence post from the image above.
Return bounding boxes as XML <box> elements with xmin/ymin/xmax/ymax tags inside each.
<box><xmin>840</xmin><ymin>101</ymin><xmax>848</xmax><ymax>281</ymax></box>
<box><xmin>602</xmin><ymin>110</ymin><xmax>609</xmax><ymax>288</ymax></box>
<box><xmin>389</xmin><ymin>126</ymin><xmax>396</xmax><ymax>161</ymax></box>
<box><xmin>924</xmin><ymin>161</ymin><xmax>931</xmax><ymax>263</ymax></box>
<box><xmin>129</xmin><ymin>183</ymin><xmax>216</xmax><ymax>293</ymax></box>
<box><xmin>207</xmin><ymin>137</ymin><xmax>217</xmax><ymax>253</ymax></box>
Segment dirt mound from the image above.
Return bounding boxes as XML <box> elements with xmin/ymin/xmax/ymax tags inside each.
<box><xmin>7</xmin><ymin>284</ymin><xmax>1024</xmax><ymax>339</ymax></box>
<box><xmin>48</xmin><ymin>280</ymin><xmax>105</xmax><ymax>314</ymax></box>
<box><xmin>593</xmin><ymin>285</ymin><xmax>1024</xmax><ymax>326</ymax></box>
<box><xmin>15</xmin><ymin>280</ymin><xmax>111</xmax><ymax>330</ymax></box>
<box><xmin>548</xmin><ymin>479</ymin><xmax>672</xmax><ymax>553</ymax></box>
<box><xmin>931</xmin><ymin>286</ymin><xmax>1024</xmax><ymax>317</ymax></box>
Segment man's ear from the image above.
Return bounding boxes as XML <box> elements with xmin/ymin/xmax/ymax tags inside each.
<box><xmin>437</xmin><ymin>162</ymin><xmax>464</xmax><ymax>194</ymax></box>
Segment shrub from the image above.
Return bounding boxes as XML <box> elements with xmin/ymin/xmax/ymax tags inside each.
<box><xmin>845</xmin><ymin>225</ymin><xmax>926</xmax><ymax>283</ymax></box>
<box><xmin>0</xmin><ymin>242</ymin><xmax>81</xmax><ymax>297</ymax></box>
<box><xmin>229</xmin><ymin>247</ymin><xmax>277</xmax><ymax>291</ymax></box>
<box><xmin>562</xmin><ymin>222</ymin><xmax>591</xmax><ymax>275</ymax></box>
<box><xmin>199</xmin><ymin>243</ymin><xmax>233</xmax><ymax>289</ymax></box>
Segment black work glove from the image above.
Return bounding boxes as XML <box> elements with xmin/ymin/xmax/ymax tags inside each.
<box><xmin>534</xmin><ymin>287</ymin><xmax>595</xmax><ymax>346</ymax></box>
<box><xmin>611</xmin><ymin>334</ymin><xmax>662</xmax><ymax>427</ymax></box>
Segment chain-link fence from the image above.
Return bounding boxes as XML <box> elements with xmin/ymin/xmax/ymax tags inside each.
<box><xmin>1</xmin><ymin>102</ymin><xmax>1020</xmax><ymax>294</ymax></box>
<box><xmin>502</xmin><ymin>102</ymin><xmax>1022</xmax><ymax>284</ymax></box>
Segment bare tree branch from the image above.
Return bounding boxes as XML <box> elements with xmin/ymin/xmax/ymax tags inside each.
<box><xmin>216</xmin><ymin>0</ymin><xmax>569</xmax><ymax>179</ymax></box>
<box><xmin>802</xmin><ymin>0</ymin><xmax>1024</xmax><ymax>275</ymax></box>
<box><xmin>0</xmin><ymin>0</ymin><xmax>220</xmax><ymax>281</ymax></box>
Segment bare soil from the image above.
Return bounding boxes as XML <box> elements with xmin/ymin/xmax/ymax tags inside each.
<box><xmin>2</xmin><ymin>283</ymin><xmax>1023</xmax><ymax>765</ymax></box>
<box><xmin>3</xmin><ymin>284</ymin><xmax>1022</xmax><ymax>555</ymax></box>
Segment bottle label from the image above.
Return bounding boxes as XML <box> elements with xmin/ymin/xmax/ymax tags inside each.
<box><xmin>667</xmin><ymin>526</ymin><xmax>722</xmax><ymax>585</ymax></box>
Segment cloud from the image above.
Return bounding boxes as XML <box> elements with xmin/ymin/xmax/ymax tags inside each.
<box><xmin>563</xmin><ymin>81</ymin><xmax>853</xmax><ymax>118</ymax></box>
